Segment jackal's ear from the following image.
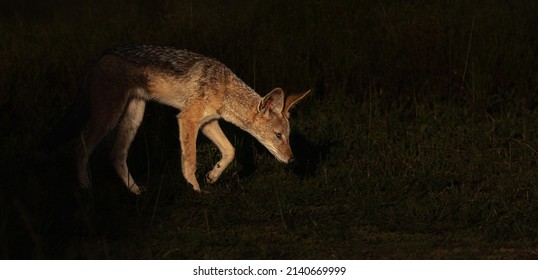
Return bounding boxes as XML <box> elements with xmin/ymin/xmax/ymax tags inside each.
<box><xmin>283</xmin><ymin>89</ymin><xmax>311</xmax><ymax>117</ymax></box>
<box><xmin>258</xmin><ymin>88</ymin><xmax>285</xmax><ymax>114</ymax></box>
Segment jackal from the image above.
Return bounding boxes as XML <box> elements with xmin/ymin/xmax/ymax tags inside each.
<box><xmin>49</xmin><ymin>44</ymin><xmax>310</xmax><ymax>194</ymax></box>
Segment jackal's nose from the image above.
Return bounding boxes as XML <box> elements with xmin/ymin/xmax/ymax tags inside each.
<box><xmin>288</xmin><ymin>156</ymin><xmax>295</xmax><ymax>164</ymax></box>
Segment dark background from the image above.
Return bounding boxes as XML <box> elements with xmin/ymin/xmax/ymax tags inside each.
<box><xmin>1</xmin><ymin>0</ymin><xmax>537</xmax><ymax>259</ymax></box>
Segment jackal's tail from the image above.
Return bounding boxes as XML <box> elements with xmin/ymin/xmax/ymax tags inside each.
<box><xmin>39</xmin><ymin>78</ymin><xmax>91</xmax><ymax>151</ymax></box>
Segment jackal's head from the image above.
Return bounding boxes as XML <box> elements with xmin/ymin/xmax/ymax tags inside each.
<box><xmin>249</xmin><ymin>88</ymin><xmax>310</xmax><ymax>163</ymax></box>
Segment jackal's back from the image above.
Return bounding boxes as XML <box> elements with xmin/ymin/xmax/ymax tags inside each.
<box><xmin>104</xmin><ymin>45</ymin><xmax>208</xmax><ymax>76</ymax></box>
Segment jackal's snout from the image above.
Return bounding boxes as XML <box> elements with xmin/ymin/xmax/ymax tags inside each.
<box><xmin>288</xmin><ymin>156</ymin><xmax>295</xmax><ymax>163</ymax></box>
<box><xmin>270</xmin><ymin>143</ymin><xmax>295</xmax><ymax>164</ymax></box>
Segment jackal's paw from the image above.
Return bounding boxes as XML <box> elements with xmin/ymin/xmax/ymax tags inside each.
<box><xmin>79</xmin><ymin>182</ymin><xmax>90</xmax><ymax>189</ymax></box>
<box><xmin>78</xmin><ymin>174</ymin><xmax>90</xmax><ymax>189</ymax></box>
<box><xmin>205</xmin><ymin>172</ymin><xmax>218</xmax><ymax>184</ymax></box>
<box><xmin>128</xmin><ymin>184</ymin><xmax>144</xmax><ymax>195</ymax></box>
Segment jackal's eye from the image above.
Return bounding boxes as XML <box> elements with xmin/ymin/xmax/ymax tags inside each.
<box><xmin>275</xmin><ymin>132</ymin><xmax>282</xmax><ymax>139</ymax></box>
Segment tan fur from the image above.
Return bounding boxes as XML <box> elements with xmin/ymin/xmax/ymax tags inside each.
<box><xmin>74</xmin><ymin>45</ymin><xmax>310</xmax><ymax>194</ymax></box>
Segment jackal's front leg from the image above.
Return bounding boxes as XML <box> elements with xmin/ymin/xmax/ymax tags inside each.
<box><xmin>201</xmin><ymin>120</ymin><xmax>235</xmax><ymax>183</ymax></box>
<box><xmin>178</xmin><ymin>112</ymin><xmax>201</xmax><ymax>192</ymax></box>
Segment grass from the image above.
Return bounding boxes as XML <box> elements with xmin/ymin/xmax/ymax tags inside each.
<box><xmin>1</xmin><ymin>0</ymin><xmax>538</xmax><ymax>259</ymax></box>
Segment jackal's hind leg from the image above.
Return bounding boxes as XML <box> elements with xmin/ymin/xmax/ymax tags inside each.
<box><xmin>201</xmin><ymin>120</ymin><xmax>235</xmax><ymax>184</ymax></box>
<box><xmin>111</xmin><ymin>98</ymin><xmax>146</xmax><ymax>195</ymax></box>
<box><xmin>178</xmin><ymin>111</ymin><xmax>202</xmax><ymax>192</ymax></box>
<box><xmin>76</xmin><ymin>136</ymin><xmax>92</xmax><ymax>189</ymax></box>
<box><xmin>76</xmin><ymin>102</ymin><xmax>125</xmax><ymax>189</ymax></box>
